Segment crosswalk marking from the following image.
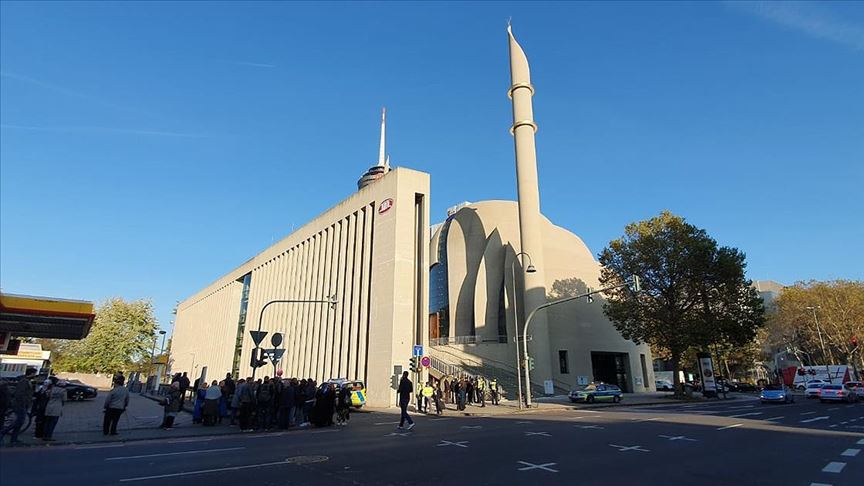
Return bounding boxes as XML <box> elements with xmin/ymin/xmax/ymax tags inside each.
<box><xmin>822</xmin><ymin>462</ymin><xmax>846</xmax><ymax>473</ymax></box>
<box><xmin>841</xmin><ymin>448</ymin><xmax>860</xmax><ymax>457</ymax></box>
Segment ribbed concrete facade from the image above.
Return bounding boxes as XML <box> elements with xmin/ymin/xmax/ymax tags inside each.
<box><xmin>172</xmin><ymin>168</ymin><xmax>430</xmax><ymax>407</ymax></box>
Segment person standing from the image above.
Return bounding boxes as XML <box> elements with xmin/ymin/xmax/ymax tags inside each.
<box><xmin>223</xmin><ymin>373</ymin><xmax>236</xmax><ymax>423</ymax></box>
<box><xmin>278</xmin><ymin>379</ymin><xmax>295</xmax><ymax>429</ymax></box>
<box><xmin>32</xmin><ymin>379</ymin><xmax>50</xmax><ymax>439</ymax></box>
<box><xmin>42</xmin><ymin>377</ymin><xmax>65</xmax><ymax>441</ymax></box>
<box><xmin>421</xmin><ymin>382</ymin><xmax>434</xmax><ymax>413</ymax></box>
<box><xmin>433</xmin><ymin>382</ymin><xmax>443</xmax><ymax>415</ymax></box>
<box><xmin>230</xmin><ymin>378</ymin><xmax>245</xmax><ymax>426</ymax></box>
<box><xmin>477</xmin><ymin>377</ymin><xmax>486</xmax><ymax>408</ymax></box>
<box><xmin>161</xmin><ymin>382</ymin><xmax>182</xmax><ymax>429</ymax></box>
<box><xmin>203</xmin><ymin>380</ymin><xmax>221</xmax><ymax>426</ymax></box>
<box><xmin>237</xmin><ymin>377</ymin><xmax>255</xmax><ymax>432</ymax></box>
<box><xmin>490</xmin><ymin>378</ymin><xmax>499</xmax><ymax>406</ymax></box>
<box><xmin>178</xmin><ymin>372</ymin><xmax>190</xmax><ymax>404</ymax></box>
<box><xmin>397</xmin><ymin>371</ymin><xmax>415</xmax><ymax>430</ymax></box>
<box><xmin>103</xmin><ymin>375</ymin><xmax>129</xmax><ymax>436</ymax></box>
<box><xmin>0</xmin><ymin>367</ymin><xmax>36</xmax><ymax>446</ymax></box>
<box><xmin>256</xmin><ymin>377</ymin><xmax>274</xmax><ymax>430</ymax></box>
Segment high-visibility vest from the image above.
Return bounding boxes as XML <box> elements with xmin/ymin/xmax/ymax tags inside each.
<box><xmin>490</xmin><ymin>380</ymin><xmax>498</xmax><ymax>390</ymax></box>
<box><xmin>422</xmin><ymin>386</ymin><xmax>434</xmax><ymax>398</ymax></box>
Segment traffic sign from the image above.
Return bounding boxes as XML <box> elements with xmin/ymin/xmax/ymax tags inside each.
<box><xmin>266</xmin><ymin>348</ymin><xmax>286</xmax><ymax>364</ymax></box>
<box><xmin>420</xmin><ymin>356</ymin><xmax>431</xmax><ymax>368</ymax></box>
<box><xmin>271</xmin><ymin>332</ymin><xmax>283</xmax><ymax>347</ymax></box>
<box><xmin>413</xmin><ymin>345</ymin><xmax>424</xmax><ymax>357</ymax></box>
<box><xmin>249</xmin><ymin>330</ymin><xmax>268</xmax><ymax>347</ymax></box>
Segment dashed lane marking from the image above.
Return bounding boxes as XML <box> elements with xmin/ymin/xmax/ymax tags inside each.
<box><xmin>575</xmin><ymin>425</ymin><xmax>604</xmax><ymax>430</ymax></box>
<box><xmin>828</xmin><ymin>407</ymin><xmax>840</xmax><ymax>411</ymax></box>
<box><xmin>515</xmin><ymin>421</ymin><xmax>534</xmax><ymax>424</ymax></box>
<box><xmin>858</xmin><ymin>438</ymin><xmax>864</xmax><ymax>445</ymax></box>
<box><xmin>374</xmin><ymin>421</ymin><xmax>401</xmax><ymax>426</ymax></box>
<box><xmin>107</xmin><ymin>447</ymin><xmax>244</xmax><ymax>461</ymax></box>
<box><xmin>822</xmin><ymin>462</ymin><xmax>846</xmax><ymax>473</ymax></box>
<box><xmin>764</xmin><ymin>416</ymin><xmax>784</xmax><ymax>421</ymax></box>
<box><xmin>716</xmin><ymin>423</ymin><xmax>743</xmax><ymax>430</ymax></box>
<box><xmin>460</xmin><ymin>426</ymin><xmax>482</xmax><ymax>430</ymax></box>
<box><xmin>631</xmin><ymin>417</ymin><xmax>661</xmax><ymax>422</ymax></box>
<box><xmin>728</xmin><ymin>412</ymin><xmax>763</xmax><ymax>418</ymax></box>
<box><xmin>75</xmin><ymin>444</ymin><xmax>125</xmax><ymax>450</ymax></box>
<box><xmin>801</xmin><ymin>411</ymin><xmax>817</xmax><ymax>416</ymax></box>
<box><xmin>120</xmin><ymin>460</ymin><xmax>292</xmax><ymax>482</ymax></box>
<box><xmin>609</xmin><ymin>444</ymin><xmax>651</xmax><ymax>452</ymax></box>
<box><xmin>658</xmin><ymin>435</ymin><xmax>697</xmax><ymax>442</ymax></box>
<box><xmin>810</xmin><ymin>483</ymin><xmax>833</xmax><ymax>486</ymax></box>
<box><xmin>525</xmin><ymin>432</ymin><xmax>551</xmax><ymax>437</ymax></box>
<box><xmin>841</xmin><ymin>448</ymin><xmax>860</xmax><ymax>457</ymax></box>
<box><xmin>386</xmin><ymin>432</ymin><xmax>411</xmax><ymax>437</ymax></box>
<box><xmin>801</xmin><ymin>416</ymin><xmax>830</xmax><ymax>424</ymax></box>
<box><xmin>517</xmin><ymin>461</ymin><xmax>558</xmax><ymax>473</ymax></box>
<box><xmin>437</xmin><ymin>440</ymin><xmax>469</xmax><ymax>448</ymax></box>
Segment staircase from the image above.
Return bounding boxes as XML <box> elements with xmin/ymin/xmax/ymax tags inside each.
<box><xmin>428</xmin><ymin>345</ymin><xmax>567</xmax><ymax>399</ymax></box>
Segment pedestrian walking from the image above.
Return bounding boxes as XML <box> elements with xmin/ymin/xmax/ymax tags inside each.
<box><xmin>0</xmin><ymin>367</ymin><xmax>36</xmax><ymax>446</ymax></box>
<box><xmin>103</xmin><ymin>375</ymin><xmax>129</xmax><ymax>436</ymax></box>
<box><xmin>397</xmin><ymin>371</ymin><xmax>415</xmax><ymax>430</ymax></box>
<box><xmin>42</xmin><ymin>377</ymin><xmax>65</xmax><ymax>441</ymax></box>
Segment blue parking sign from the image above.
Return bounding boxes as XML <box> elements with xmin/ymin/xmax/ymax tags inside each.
<box><xmin>413</xmin><ymin>345</ymin><xmax>424</xmax><ymax>357</ymax></box>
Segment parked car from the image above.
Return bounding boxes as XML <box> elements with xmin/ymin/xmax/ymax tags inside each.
<box><xmin>60</xmin><ymin>380</ymin><xmax>98</xmax><ymax>401</ymax></box>
<box><xmin>655</xmin><ymin>380</ymin><xmax>674</xmax><ymax>392</ymax></box>
<box><xmin>797</xmin><ymin>379</ymin><xmax>828</xmax><ymax>391</ymax></box>
<box><xmin>760</xmin><ymin>384</ymin><xmax>794</xmax><ymax>404</ymax></box>
<box><xmin>805</xmin><ymin>382</ymin><xmax>825</xmax><ymax>398</ymax></box>
<box><xmin>569</xmin><ymin>383</ymin><xmax>623</xmax><ymax>403</ymax></box>
<box><xmin>845</xmin><ymin>381</ymin><xmax>864</xmax><ymax>401</ymax></box>
<box><xmin>819</xmin><ymin>384</ymin><xmax>858</xmax><ymax>403</ymax></box>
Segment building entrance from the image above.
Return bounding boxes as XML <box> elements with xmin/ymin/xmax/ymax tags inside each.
<box><xmin>591</xmin><ymin>352</ymin><xmax>630</xmax><ymax>392</ymax></box>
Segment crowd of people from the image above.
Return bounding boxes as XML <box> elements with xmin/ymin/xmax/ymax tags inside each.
<box><xmin>439</xmin><ymin>375</ymin><xmax>500</xmax><ymax>410</ymax></box>
<box><xmin>161</xmin><ymin>371</ymin><xmax>354</xmax><ymax>432</ymax></box>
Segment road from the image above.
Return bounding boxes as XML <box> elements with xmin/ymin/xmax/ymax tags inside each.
<box><xmin>2</xmin><ymin>394</ymin><xmax>863</xmax><ymax>485</ymax></box>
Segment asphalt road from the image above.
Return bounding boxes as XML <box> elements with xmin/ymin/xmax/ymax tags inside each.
<box><xmin>2</xmin><ymin>395</ymin><xmax>863</xmax><ymax>486</ymax></box>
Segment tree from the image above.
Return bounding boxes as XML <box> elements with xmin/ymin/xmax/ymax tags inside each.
<box><xmin>598</xmin><ymin>211</ymin><xmax>765</xmax><ymax>395</ymax></box>
<box><xmin>766</xmin><ymin>280</ymin><xmax>864</xmax><ymax>374</ymax></box>
<box><xmin>52</xmin><ymin>298</ymin><xmax>158</xmax><ymax>374</ymax></box>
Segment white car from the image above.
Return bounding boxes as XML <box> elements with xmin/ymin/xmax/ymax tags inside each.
<box><xmin>805</xmin><ymin>382</ymin><xmax>826</xmax><ymax>398</ymax></box>
<box><xmin>797</xmin><ymin>379</ymin><xmax>828</xmax><ymax>391</ymax></box>
<box><xmin>655</xmin><ymin>380</ymin><xmax>674</xmax><ymax>391</ymax></box>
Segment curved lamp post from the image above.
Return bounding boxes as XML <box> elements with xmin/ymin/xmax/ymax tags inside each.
<box><xmin>511</xmin><ymin>251</ymin><xmax>536</xmax><ymax>409</ymax></box>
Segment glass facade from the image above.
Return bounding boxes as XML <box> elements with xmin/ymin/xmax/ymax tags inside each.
<box><xmin>429</xmin><ymin>217</ymin><xmax>452</xmax><ymax>344</ymax></box>
<box><xmin>231</xmin><ymin>273</ymin><xmax>252</xmax><ymax>378</ymax></box>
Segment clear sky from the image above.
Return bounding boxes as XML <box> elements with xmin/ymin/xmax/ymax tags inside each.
<box><xmin>1</xmin><ymin>1</ymin><xmax>862</xmax><ymax>334</ymax></box>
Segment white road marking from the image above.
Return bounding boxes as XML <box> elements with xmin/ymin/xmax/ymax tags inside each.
<box><xmin>728</xmin><ymin>412</ymin><xmax>763</xmax><ymax>418</ymax></box>
<box><xmin>858</xmin><ymin>438</ymin><xmax>864</xmax><ymax>445</ymax></box>
<box><xmin>374</xmin><ymin>421</ymin><xmax>401</xmax><ymax>425</ymax></box>
<box><xmin>386</xmin><ymin>432</ymin><xmax>411</xmax><ymax>437</ymax></box>
<box><xmin>517</xmin><ymin>461</ymin><xmax>558</xmax><ymax>472</ymax></box>
<box><xmin>429</xmin><ymin>418</ymin><xmax>451</xmax><ymax>421</ymax></box>
<box><xmin>525</xmin><ymin>432</ymin><xmax>551</xmax><ymax>437</ymax></box>
<box><xmin>107</xmin><ymin>447</ymin><xmax>244</xmax><ymax>461</ymax></box>
<box><xmin>801</xmin><ymin>416</ymin><xmax>830</xmax><ymax>424</ymax></box>
<box><xmin>809</xmin><ymin>483</ymin><xmax>833</xmax><ymax>486</ymax></box>
<box><xmin>120</xmin><ymin>460</ymin><xmax>291</xmax><ymax>482</ymax></box>
<box><xmin>830</xmin><ymin>425</ymin><xmax>838</xmax><ymax>428</ymax></box>
<box><xmin>631</xmin><ymin>417</ymin><xmax>661</xmax><ymax>422</ymax></box>
<box><xmin>75</xmin><ymin>444</ymin><xmax>125</xmax><ymax>450</ymax></box>
<box><xmin>580</xmin><ymin>410</ymin><xmax>604</xmax><ymax>413</ymax></box>
<box><xmin>801</xmin><ymin>411</ymin><xmax>817</xmax><ymax>416</ymax></box>
<box><xmin>515</xmin><ymin>420</ymin><xmax>533</xmax><ymax>424</ymax></box>
<box><xmin>716</xmin><ymin>423</ymin><xmax>743</xmax><ymax>430</ymax></box>
<box><xmin>658</xmin><ymin>435</ymin><xmax>697</xmax><ymax>442</ymax></box>
<box><xmin>575</xmin><ymin>425</ymin><xmax>604</xmax><ymax>430</ymax></box>
<box><xmin>841</xmin><ymin>448</ymin><xmax>860</xmax><ymax>457</ymax></box>
<box><xmin>764</xmin><ymin>416</ymin><xmax>784</xmax><ymax>421</ymax></box>
<box><xmin>726</xmin><ymin>405</ymin><xmax>755</xmax><ymax>410</ymax></box>
<box><xmin>828</xmin><ymin>407</ymin><xmax>840</xmax><ymax>411</ymax></box>
<box><xmin>846</xmin><ymin>405</ymin><xmax>855</xmax><ymax>408</ymax></box>
<box><xmin>460</xmin><ymin>425</ymin><xmax>482</xmax><ymax>430</ymax></box>
<box><xmin>437</xmin><ymin>440</ymin><xmax>469</xmax><ymax>448</ymax></box>
<box><xmin>822</xmin><ymin>462</ymin><xmax>846</xmax><ymax>473</ymax></box>
<box><xmin>609</xmin><ymin>444</ymin><xmax>650</xmax><ymax>452</ymax></box>
<box><xmin>568</xmin><ymin>416</ymin><xmax>589</xmax><ymax>419</ymax></box>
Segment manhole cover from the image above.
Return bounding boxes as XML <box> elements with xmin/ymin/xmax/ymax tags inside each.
<box><xmin>285</xmin><ymin>455</ymin><xmax>329</xmax><ymax>465</ymax></box>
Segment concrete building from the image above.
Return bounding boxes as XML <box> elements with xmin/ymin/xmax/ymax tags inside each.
<box><xmin>428</xmin><ymin>200</ymin><xmax>655</xmax><ymax>394</ymax></box>
<box><xmin>171</xmin><ymin>112</ymin><xmax>430</xmax><ymax>407</ymax></box>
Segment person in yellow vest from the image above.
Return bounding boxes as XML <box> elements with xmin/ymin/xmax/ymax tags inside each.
<box><xmin>421</xmin><ymin>382</ymin><xmax>435</xmax><ymax>414</ymax></box>
<box><xmin>477</xmin><ymin>377</ymin><xmax>486</xmax><ymax>407</ymax></box>
<box><xmin>489</xmin><ymin>378</ymin><xmax>499</xmax><ymax>405</ymax></box>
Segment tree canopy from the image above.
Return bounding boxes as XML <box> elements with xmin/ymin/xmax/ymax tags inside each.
<box><xmin>50</xmin><ymin>298</ymin><xmax>158</xmax><ymax>374</ymax></box>
<box><xmin>764</xmin><ymin>280</ymin><xmax>864</xmax><ymax>372</ymax></box>
<box><xmin>597</xmin><ymin>211</ymin><xmax>765</xmax><ymax>392</ymax></box>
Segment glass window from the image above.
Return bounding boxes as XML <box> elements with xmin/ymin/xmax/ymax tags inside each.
<box><xmin>559</xmin><ymin>350</ymin><xmax>569</xmax><ymax>374</ymax></box>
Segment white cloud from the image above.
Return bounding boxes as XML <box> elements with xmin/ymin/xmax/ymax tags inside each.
<box><xmin>728</xmin><ymin>1</ymin><xmax>864</xmax><ymax>51</ymax></box>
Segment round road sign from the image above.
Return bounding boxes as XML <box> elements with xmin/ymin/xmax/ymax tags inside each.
<box><xmin>420</xmin><ymin>356</ymin><xmax>431</xmax><ymax>368</ymax></box>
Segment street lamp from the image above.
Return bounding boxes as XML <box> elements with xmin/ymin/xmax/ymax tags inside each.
<box><xmin>522</xmin><ymin>275</ymin><xmax>641</xmax><ymax>407</ymax></box>
<box><xmin>511</xmin><ymin>251</ymin><xmax>536</xmax><ymax>410</ymax></box>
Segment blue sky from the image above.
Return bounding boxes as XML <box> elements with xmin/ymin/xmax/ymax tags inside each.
<box><xmin>2</xmin><ymin>1</ymin><xmax>862</xmax><ymax>334</ymax></box>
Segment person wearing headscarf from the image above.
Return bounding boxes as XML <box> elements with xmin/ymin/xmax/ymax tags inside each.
<box><xmin>42</xmin><ymin>377</ymin><xmax>65</xmax><ymax>441</ymax></box>
<box><xmin>192</xmin><ymin>382</ymin><xmax>208</xmax><ymax>424</ymax></box>
<box><xmin>161</xmin><ymin>382</ymin><xmax>182</xmax><ymax>429</ymax></box>
<box><xmin>203</xmin><ymin>380</ymin><xmax>221</xmax><ymax>426</ymax></box>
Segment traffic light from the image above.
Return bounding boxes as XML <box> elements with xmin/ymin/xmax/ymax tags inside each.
<box><xmin>586</xmin><ymin>287</ymin><xmax>594</xmax><ymax>304</ymax></box>
<box><xmin>527</xmin><ymin>356</ymin><xmax>535</xmax><ymax>371</ymax></box>
<box><xmin>409</xmin><ymin>357</ymin><xmax>418</xmax><ymax>373</ymax></box>
<box><xmin>250</xmin><ymin>348</ymin><xmax>267</xmax><ymax>369</ymax></box>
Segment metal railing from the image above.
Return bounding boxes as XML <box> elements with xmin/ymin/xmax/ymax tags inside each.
<box><xmin>430</xmin><ymin>335</ymin><xmax>513</xmax><ymax>346</ymax></box>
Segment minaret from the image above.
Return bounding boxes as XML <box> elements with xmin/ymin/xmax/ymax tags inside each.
<box><xmin>358</xmin><ymin>107</ymin><xmax>392</xmax><ymax>190</ymax></box>
<box><xmin>508</xmin><ymin>25</ymin><xmax>551</xmax><ymax>392</ymax></box>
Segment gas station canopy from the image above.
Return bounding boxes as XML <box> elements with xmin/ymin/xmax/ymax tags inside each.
<box><xmin>0</xmin><ymin>292</ymin><xmax>95</xmax><ymax>340</ymax></box>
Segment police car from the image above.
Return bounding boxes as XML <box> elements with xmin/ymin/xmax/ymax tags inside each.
<box><xmin>569</xmin><ymin>383</ymin><xmax>623</xmax><ymax>403</ymax></box>
<box><xmin>326</xmin><ymin>378</ymin><xmax>367</xmax><ymax>408</ymax></box>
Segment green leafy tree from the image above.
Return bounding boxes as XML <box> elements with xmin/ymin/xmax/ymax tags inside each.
<box><xmin>598</xmin><ymin>211</ymin><xmax>765</xmax><ymax>395</ymax></box>
<box><xmin>53</xmin><ymin>298</ymin><xmax>158</xmax><ymax>374</ymax></box>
